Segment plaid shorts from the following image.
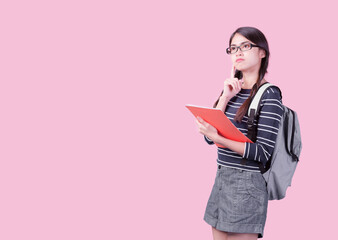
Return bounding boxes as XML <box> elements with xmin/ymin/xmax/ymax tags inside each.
<box><xmin>203</xmin><ymin>164</ymin><xmax>268</xmax><ymax>238</ymax></box>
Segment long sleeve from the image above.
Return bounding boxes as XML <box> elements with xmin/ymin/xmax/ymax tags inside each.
<box><xmin>204</xmin><ymin>135</ymin><xmax>215</xmax><ymax>145</ymax></box>
<box><xmin>242</xmin><ymin>87</ymin><xmax>284</xmax><ymax>167</ymax></box>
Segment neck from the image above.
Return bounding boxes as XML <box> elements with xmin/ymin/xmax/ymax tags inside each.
<box><xmin>241</xmin><ymin>68</ymin><xmax>266</xmax><ymax>89</ymax></box>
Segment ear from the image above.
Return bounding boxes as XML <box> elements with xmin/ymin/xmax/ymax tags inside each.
<box><xmin>259</xmin><ymin>49</ymin><xmax>266</xmax><ymax>58</ymax></box>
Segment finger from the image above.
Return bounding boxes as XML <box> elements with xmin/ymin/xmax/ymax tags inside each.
<box><xmin>229</xmin><ymin>78</ymin><xmax>238</xmax><ymax>84</ymax></box>
<box><xmin>233</xmin><ymin>78</ymin><xmax>242</xmax><ymax>90</ymax></box>
<box><xmin>197</xmin><ymin>118</ymin><xmax>210</xmax><ymax>130</ymax></box>
<box><xmin>235</xmin><ymin>79</ymin><xmax>241</xmax><ymax>90</ymax></box>
<box><xmin>197</xmin><ymin>116</ymin><xmax>207</xmax><ymax>125</ymax></box>
<box><xmin>224</xmin><ymin>79</ymin><xmax>231</xmax><ymax>87</ymax></box>
<box><xmin>230</xmin><ymin>82</ymin><xmax>236</xmax><ymax>91</ymax></box>
<box><xmin>195</xmin><ymin>119</ymin><xmax>200</xmax><ymax>126</ymax></box>
<box><xmin>196</xmin><ymin>119</ymin><xmax>204</xmax><ymax>129</ymax></box>
<box><xmin>230</xmin><ymin>64</ymin><xmax>236</xmax><ymax>78</ymax></box>
<box><xmin>195</xmin><ymin>120</ymin><xmax>203</xmax><ymax>132</ymax></box>
<box><xmin>238</xmin><ymin>79</ymin><xmax>244</xmax><ymax>89</ymax></box>
<box><xmin>196</xmin><ymin>121</ymin><xmax>205</xmax><ymax>133</ymax></box>
<box><xmin>233</xmin><ymin>82</ymin><xmax>238</xmax><ymax>91</ymax></box>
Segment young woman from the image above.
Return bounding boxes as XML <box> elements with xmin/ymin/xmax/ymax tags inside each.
<box><xmin>196</xmin><ymin>26</ymin><xmax>284</xmax><ymax>240</ymax></box>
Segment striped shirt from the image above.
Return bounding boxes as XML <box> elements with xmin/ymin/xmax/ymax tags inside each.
<box><xmin>204</xmin><ymin>86</ymin><xmax>284</xmax><ymax>172</ymax></box>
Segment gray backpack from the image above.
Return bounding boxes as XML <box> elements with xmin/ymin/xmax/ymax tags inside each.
<box><xmin>246</xmin><ymin>83</ymin><xmax>302</xmax><ymax>200</ymax></box>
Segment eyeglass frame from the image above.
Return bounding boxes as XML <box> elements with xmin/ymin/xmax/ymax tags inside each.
<box><xmin>226</xmin><ymin>42</ymin><xmax>261</xmax><ymax>55</ymax></box>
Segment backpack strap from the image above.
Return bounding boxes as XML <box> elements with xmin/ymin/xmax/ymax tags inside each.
<box><xmin>247</xmin><ymin>83</ymin><xmax>273</xmax><ymax>140</ymax></box>
<box><xmin>240</xmin><ymin>82</ymin><xmax>274</xmax><ymax>170</ymax></box>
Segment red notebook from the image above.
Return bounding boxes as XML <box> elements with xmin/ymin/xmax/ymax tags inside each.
<box><xmin>186</xmin><ymin>104</ymin><xmax>253</xmax><ymax>148</ymax></box>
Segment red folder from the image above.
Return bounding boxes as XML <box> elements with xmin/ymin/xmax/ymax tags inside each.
<box><xmin>186</xmin><ymin>104</ymin><xmax>253</xmax><ymax>148</ymax></box>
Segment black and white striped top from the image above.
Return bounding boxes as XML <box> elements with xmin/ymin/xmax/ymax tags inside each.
<box><xmin>204</xmin><ymin>86</ymin><xmax>284</xmax><ymax>172</ymax></box>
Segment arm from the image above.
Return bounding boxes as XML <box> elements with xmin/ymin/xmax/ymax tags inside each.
<box><xmin>242</xmin><ymin>87</ymin><xmax>284</xmax><ymax>167</ymax></box>
<box><xmin>213</xmin><ymin>135</ymin><xmax>246</xmax><ymax>155</ymax></box>
<box><xmin>203</xmin><ymin>95</ymin><xmax>230</xmax><ymax>145</ymax></box>
<box><xmin>201</xmin><ymin>64</ymin><xmax>243</xmax><ymax>146</ymax></box>
<box><xmin>198</xmin><ymin>86</ymin><xmax>283</xmax><ymax>167</ymax></box>
<box><xmin>215</xmin><ymin>95</ymin><xmax>231</xmax><ymax>112</ymax></box>
<box><xmin>198</xmin><ymin>116</ymin><xmax>246</xmax><ymax>154</ymax></box>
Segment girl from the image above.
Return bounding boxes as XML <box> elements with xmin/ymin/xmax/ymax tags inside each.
<box><xmin>196</xmin><ymin>26</ymin><xmax>283</xmax><ymax>240</ymax></box>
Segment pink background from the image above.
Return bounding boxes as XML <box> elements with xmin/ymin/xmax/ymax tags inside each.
<box><xmin>1</xmin><ymin>0</ymin><xmax>337</xmax><ymax>239</ymax></box>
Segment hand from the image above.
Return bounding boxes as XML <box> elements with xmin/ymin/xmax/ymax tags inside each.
<box><xmin>195</xmin><ymin>116</ymin><xmax>219</xmax><ymax>142</ymax></box>
<box><xmin>222</xmin><ymin>64</ymin><xmax>244</xmax><ymax>100</ymax></box>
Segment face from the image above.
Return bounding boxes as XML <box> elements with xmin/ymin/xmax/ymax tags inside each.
<box><xmin>229</xmin><ymin>33</ymin><xmax>266</xmax><ymax>72</ymax></box>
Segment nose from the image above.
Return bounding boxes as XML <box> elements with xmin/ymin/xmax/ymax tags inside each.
<box><xmin>236</xmin><ymin>49</ymin><xmax>244</xmax><ymax>57</ymax></box>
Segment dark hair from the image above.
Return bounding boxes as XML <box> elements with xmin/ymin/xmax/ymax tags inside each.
<box><xmin>213</xmin><ymin>26</ymin><xmax>270</xmax><ymax>122</ymax></box>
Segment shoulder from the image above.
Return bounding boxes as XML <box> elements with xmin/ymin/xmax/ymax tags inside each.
<box><xmin>261</xmin><ymin>84</ymin><xmax>282</xmax><ymax>101</ymax></box>
<box><xmin>258</xmin><ymin>83</ymin><xmax>284</xmax><ymax>113</ymax></box>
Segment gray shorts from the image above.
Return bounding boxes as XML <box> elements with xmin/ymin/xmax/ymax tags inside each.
<box><xmin>203</xmin><ymin>164</ymin><xmax>268</xmax><ymax>238</ymax></box>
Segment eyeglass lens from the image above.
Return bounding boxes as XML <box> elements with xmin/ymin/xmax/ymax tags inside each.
<box><xmin>229</xmin><ymin>43</ymin><xmax>252</xmax><ymax>54</ymax></box>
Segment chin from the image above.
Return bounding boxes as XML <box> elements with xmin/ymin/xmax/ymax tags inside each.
<box><xmin>234</xmin><ymin>63</ymin><xmax>244</xmax><ymax>71</ymax></box>
<box><xmin>235</xmin><ymin>66</ymin><xmax>244</xmax><ymax>72</ymax></box>
<box><xmin>236</xmin><ymin>65</ymin><xmax>250</xmax><ymax>72</ymax></box>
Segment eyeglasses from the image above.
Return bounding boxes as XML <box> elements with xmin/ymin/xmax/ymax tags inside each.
<box><xmin>226</xmin><ymin>42</ymin><xmax>260</xmax><ymax>54</ymax></box>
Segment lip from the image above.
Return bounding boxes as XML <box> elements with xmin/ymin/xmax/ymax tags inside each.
<box><xmin>236</xmin><ymin>59</ymin><xmax>244</xmax><ymax>62</ymax></box>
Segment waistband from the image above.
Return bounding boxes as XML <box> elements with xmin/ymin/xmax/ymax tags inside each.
<box><xmin>217</xmin><ymin>163</ymin><xmax>260</xmax><ymax>173</ymax></box>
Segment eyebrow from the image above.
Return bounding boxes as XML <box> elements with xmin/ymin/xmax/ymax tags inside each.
<box><xmin>230</xmin><ymin>41</ymin><xmax>250</xmax><ymax>46</ymax></box>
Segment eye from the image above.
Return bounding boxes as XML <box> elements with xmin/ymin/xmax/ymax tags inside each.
<box><xmin>230</xmin><ymin>46</ymin><xmax>237</xmax><ymax>51</ymax></box>
<box><xmin>242</xmin><ymin>43</ymin><xmax>251</xmax><ymax>49</ymax></box>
